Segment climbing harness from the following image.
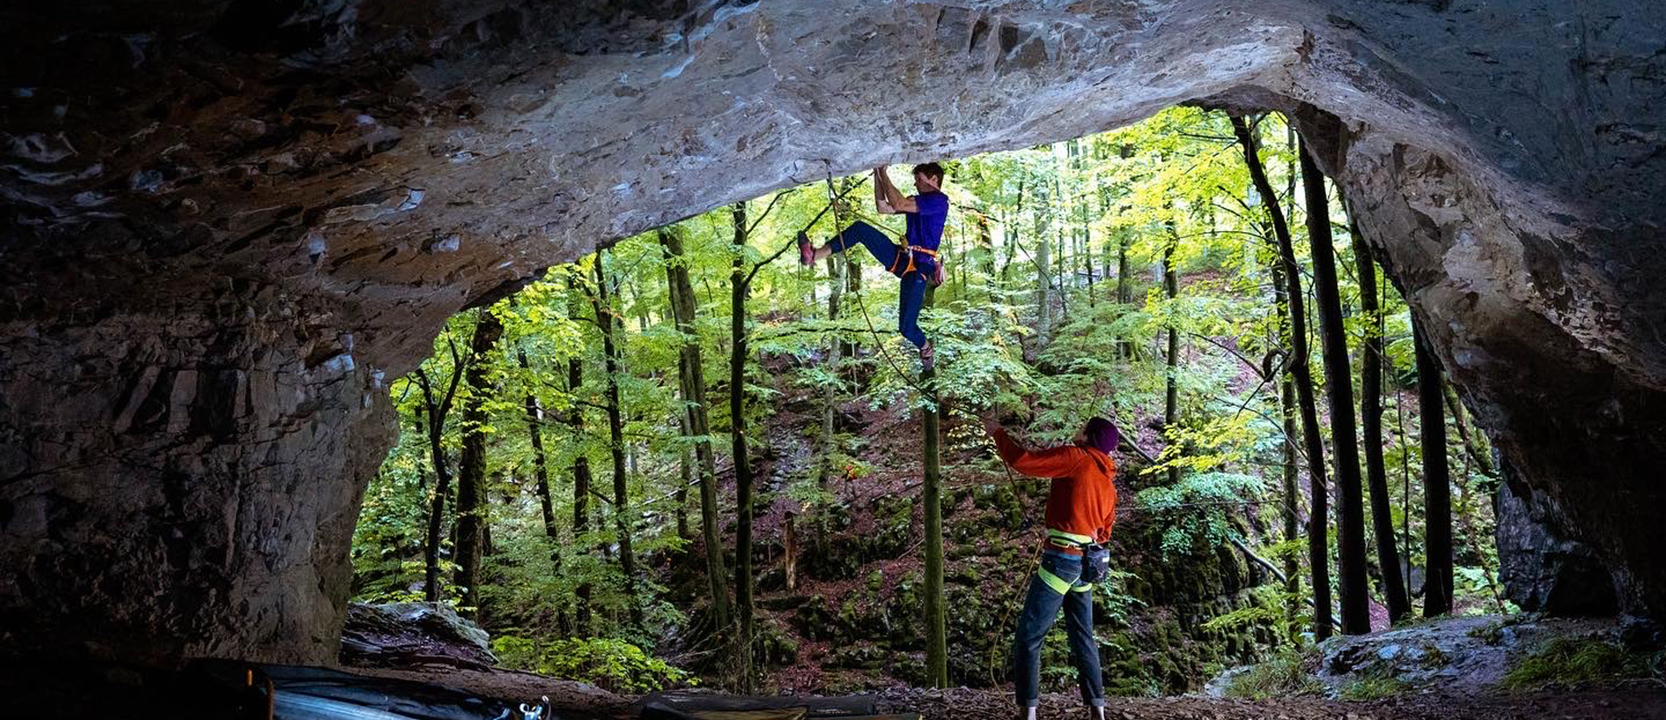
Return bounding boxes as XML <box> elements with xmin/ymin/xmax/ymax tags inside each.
<box><xmin>1043</xmin><ymin>529</ymin><xmax>1110</xmax><ymax>585</ymax></box>
<box><xmin>842</xmin><ymin>206</ymin><xmax>947</xmax><ymax>286</ymax></box>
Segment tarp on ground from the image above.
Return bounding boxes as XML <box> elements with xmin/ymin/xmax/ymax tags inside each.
<box><xmin>262</xmin><ymin>663</ymin><xmax>517</xmax><ymax>720</ymax></box>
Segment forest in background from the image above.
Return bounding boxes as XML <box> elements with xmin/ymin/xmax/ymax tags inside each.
<box><xmin>348</xmin><ymin>107</ymin><xmax>1508</xmax><ymax>696</ymax></box>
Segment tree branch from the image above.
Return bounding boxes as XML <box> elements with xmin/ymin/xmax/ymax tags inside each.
<box><xmin>744</xmin><ymin>177</ymin><xmax>865</xmax><ymax>288</ymax></box>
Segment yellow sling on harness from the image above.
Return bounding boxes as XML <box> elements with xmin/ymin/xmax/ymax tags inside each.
<box><xmin>1036</xmin><ymin>566</ymin><xmax>1095</xmax><ymax>595</ymax></box>
<box><xmin>1047</xmin><ymin>528</ymin><xmax>1094</xmax><ymax>550</ymax></box>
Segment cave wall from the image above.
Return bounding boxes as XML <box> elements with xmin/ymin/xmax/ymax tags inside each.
<box><xmin>2</xmin><ymin>0</ymin><xmax>1663</xmax><ymax>665</ymax></box>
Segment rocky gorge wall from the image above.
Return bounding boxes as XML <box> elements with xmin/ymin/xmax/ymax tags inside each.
<box><xmin>2</xmin><ymin>0</ymin><xmax>1663</xmax><ymax>665</ymax></box>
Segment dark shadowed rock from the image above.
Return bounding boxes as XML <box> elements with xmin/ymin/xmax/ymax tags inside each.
<box><xmin>2</xmin><ymin>0</ymin><xmax>1664</xmax><ymax>666</ymax></box>
<box><xmin>1495</xmin><ymin>465</ymin><xmax>1619</xmax><ymax>616</ymax></box>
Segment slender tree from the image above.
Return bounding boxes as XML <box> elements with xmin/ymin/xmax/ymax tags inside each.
<box><xmin>1348</xmin><ymin>210</ymin><xmax>1411</xmax><ymax>623</ymax></box>
<box><xmin>675</xmin><ymin>438</ymin><xmax>692</xmax><ymax>541</ymax></box>
<box><xmin>730</xmin><ymin>202</ymin><xmax>757</xmax><ymax>692</ymax></box>
<box><xmin>592</xmin><ymin>252</ymin><xmax>646</xmax><ymax>632</ymax></box>
<box><xmin>1231</xmin><ymin>114</ymin><xmax>1333</xmax><ymax>639</ymax></box>
<box><xmin>843</xmin><ymin>232</ymin><xmax>862</xmax><ymax>361</ymax></box>
<box><xmin>1414</xmin><ymin>316</ymin><xmax>1454</xmax><ymax>616</ymax></box>
<box><xmin>1266</xmin><ymin>231</ymin><xmax>1303</xmax><ymax>624</ymax></box>
<box><xmin>659</xmin><ymin>227</ymin><xmax>733</xmax><ymax>634</ymax></box>
<box><xmin>1001</xmin><ymin>178</ymin><xmax>1025</xmax><ymax>286</ymax></box>
<box><xmin>921</xmin><ymin>284</ymin><xmax>949</xmax><ymax>688</ymax></box>
<box><xmin>454</xmin><ymin>309</ymin><xmax>504</xmax><ymax>620</ymax></box>
<box><xmin>1035</xmin><ymin>196</ymin><xmax>1052</xmax><ymax>341</ymax></box>
<box><xmin>566</xmin><ymin>276</ymin><xmax>595</xmax><ymax>635</ymax></box>
<box><xmin>823</xmin><ymin>239</ymin><xmax>846</xmax><ymax>479</ymax></box>
<box><xmin>414</xmin><ymin>334</ymin><xmax>466</xmax><ymax>603</ymax></box>
<box><xmin>1116</xmin><ymin>225</ymin><xmax>1134</xmax><ymax>359</ymax></box>
<box><xmin>518</xmin><ymin>349</ymin><xmax>559</xmax><ymax>541</ymax></box>
<box><xmin>1299</xmin><ymin>142</ymin><xmax>1370</xmax><ymax>635</ymax></box>
<box><xmin>1162</xmin><ymin>229</ymin><xmax>1182</xmax><ymax>486</ymax></box>
<box><xmin>1442</xmin><ymin>382</ymin><xmax>1498</xmax><ymax>480</ymax></box>
<box><xmin>518</xmin><ymin>346</ymin><xmax>566</xmax><ymax>629</ymax></box>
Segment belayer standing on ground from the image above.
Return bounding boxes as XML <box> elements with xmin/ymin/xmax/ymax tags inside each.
<box><xmin>983</xmin><ymin>415</ymin><xmax>1122</xmax><ymax>720</ymax></box>
<box><xmin>799</xmin><ymin>163</ymin><xmax>948</xmax><ymax>367</ymax></box>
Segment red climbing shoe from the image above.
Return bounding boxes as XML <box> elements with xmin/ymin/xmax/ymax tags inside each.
<box><xmin>798</xmin><ymin>231</ymin><xmax>814</xmax><ymax>266</ymax></box>
<box><xmin>920</xmin><ymin>340</ymin><xmax>935</xmax><ymax>370</ymax></box>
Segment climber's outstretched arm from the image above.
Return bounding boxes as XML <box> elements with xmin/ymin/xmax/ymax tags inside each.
<box><xmin>874</xmin><ymin>166</ymin><xmax>918</xmax><ymax>214</ymax></box>
<box><xmin>982</xmin><ymin>418</ymin><xmax>1085</xmax><ymax>478</ymax></box>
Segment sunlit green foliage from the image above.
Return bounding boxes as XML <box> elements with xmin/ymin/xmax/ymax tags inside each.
<box><xmin>492</xmin><ymin>635</ymin><xmax>694</xmax><ymax>693</ymax></box>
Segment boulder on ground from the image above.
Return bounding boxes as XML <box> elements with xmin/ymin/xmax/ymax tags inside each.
<box><xmin>339</xmin><ymin>602</ymin><xmax>497</xmax><ymax>670</ymax></box>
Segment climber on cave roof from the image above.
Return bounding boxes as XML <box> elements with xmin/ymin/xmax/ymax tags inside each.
<box><xmin>983</xmin><ymin>414</ymin><xmax>1122</xmax><ymax>720</ymax></box>
<box><xmin>799</xmin><ymin>162</ymin><xmax>948</xmax><ymax>368</ymax></box>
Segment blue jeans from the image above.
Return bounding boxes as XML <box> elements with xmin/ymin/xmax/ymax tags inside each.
<box><xmin>826</xmin><ymin>221</ymin><xmax>929</xmax><ymax>349</ymax></box>
<box><xmin>1012</xmin><ymin>551</ymin><xmax>1104</xmax><ymax>708</ymax></box>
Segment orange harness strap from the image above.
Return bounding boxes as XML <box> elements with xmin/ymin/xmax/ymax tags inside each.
<box><xmin>886</xmin><ymin>244</ymin><xmax>940</xmax><ymax>278</ymax></box>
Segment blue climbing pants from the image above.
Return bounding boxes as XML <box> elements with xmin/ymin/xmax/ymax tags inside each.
<box><xmin>825</xmin><ymin>221</ymin><xmax>929</xmax><ymax>349</ymax></box>
<box><xmin>1012</xmin><ymin>550</ymin><xmax>1105</xmax><ymax>708</ymax></box>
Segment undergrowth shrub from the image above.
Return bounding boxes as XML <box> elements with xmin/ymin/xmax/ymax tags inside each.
<box><xmin>1503</xmin><ymin>637</ymin><xmax>1651</xmax><ymax>690</ymax></box>
<box><xmin>492</xmin><ymin>636</ymin><xmax>694</xmax><ymax>693</ymax></box>
<box><xmin>1223</xmin><ymin>647</ymin><xmax>1321</xmax><ymax>700</ymax></box>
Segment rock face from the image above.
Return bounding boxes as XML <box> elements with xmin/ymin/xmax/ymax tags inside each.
<box><xmin>2</xmin><ymin>0</ymin><xmax>1664</xmax><ymax>665</ymax></box>
<box><xmin>1494</xmin><ymin>463</ymin><xmax>1619</xmax><ymax>616</ymax></box>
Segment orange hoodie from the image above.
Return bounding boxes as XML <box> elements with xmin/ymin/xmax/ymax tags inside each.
<box><xmin>991</xmin><ymin>427</ymin><xmax>1119</xmax><ymax>554</ymax></box>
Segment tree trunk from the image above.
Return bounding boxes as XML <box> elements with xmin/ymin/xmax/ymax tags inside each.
<box><xmin>519</xmin><ymin>350</ymin><xmax>559</xmax><ymax>541</ymax></box>
<box><xmin>921</xmin><ymin>285</ymin><xmax>949</xmax><ymax>688</ymax></box>
<box><xmin>660</xmin><ymin>227</ymin><xmax>733</xmax><ymax>634</ymax></box>
<box><xmin>1230</xmin><ymin>114</ymin><xmax>1333</xmax><ymax>640</ymax></box>
<box><xmin>454</xmin><ymin>309</ymin><xmax>504</xmax><ymax>620</ymax></box>
<box><xmin>518</xmin><ymin>348</ymin><xmax>564</xmax><ymax>630</ymax></box>
<box><xmin>730</xmin><ymin>202</ymin><xmax>757</xmax><ymax>692</ymax></box>
<box><xmin>676</xmin><ymin>442</ymin><xmax>691</xmax><ymax>541</ymax></box>
<box><xmin>976</xmin><ymin>210</ymin><xmax>996</xmax><ymax>279</ymax></box>
<box><xmin>1349</xmin><ymin>213</ymin><xmax>1411</xmax><ymax>624</ymax></box>
<box><xmin>1035</xmin><ymin>199</ymin><xmax>1052</xmax><ymax>341</ymax></box>
<box><xmin>592</xmin><ymin>252</ymin><xmax>645</xmax><ymax>632</ymax></box>
<box><xmin>1081</xmin><ymin>226</ymin><xmax>1094</xmax><ymax>306</ymax></box>
<box><xmin>1414</xmin><ymin>316</ymin><xmax>1455</xmax><ymax>617</ymax></box>
<box><xmin>844</xmin><ymin>238</ymin><xmax>861</xmax><ymax>361</ymax></box>
<box><xmin>417</xmin><ymin>364</ymin><xmax>459</xmax><ymax>603</ymax></box>
<box><xmin>1300</xmin><ymin>143</ymin><xmax>1370</xmax><ymax>635</ymax></box>
<box><xmin>1001</xmin><ymin>179</ymin><xmax>1025</xmax><ymax>287</ymax></box>
<box><xmin>823</xmin><ymin>242</ymin><xmax>845</xmax><ymax>484</ymax></box>
<box><xmin>567</xmin><ymin>276</ymin><xmax>594</xmax><ymax>636</ymax></box>
<box><xmin>784</xmin><ymin>514</ymin><xmax>798</xmax><ymax>593</ymax></box>
<box><xmin>1163</xmin><ymin>234</ymin><xmax>1181</xmax><ymax>486</ymax></box>
<box><xmin>1268</xmin><ymin>238</ymin><xmax>1303</xmax><ymax>625</ymax></box>
<box><xmin>1442</xmin><ymin>382</ymin><xmax>1498</xmax><ymax>480</ymax></box>
<box><xmin>1054</xmin><ymin>204</ymin><xmax>1069</xmax><ymax>317</ymax></box>
<box><xmin>1116</xmin><ymin>229</ymin><xmax>1133</xmax><ymax>359</ymax></box>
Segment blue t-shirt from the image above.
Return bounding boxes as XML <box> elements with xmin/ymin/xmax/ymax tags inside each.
<box><xmin>904</xmin><ymin>191</ymin><xmax>949</xmax><ymax>272</ymax></box>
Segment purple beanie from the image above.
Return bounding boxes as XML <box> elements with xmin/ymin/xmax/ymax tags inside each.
<box><xmin>1084</xmin><ymin>417</ymin><xmax>1120</xmax><ymax>454</ymax></box>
